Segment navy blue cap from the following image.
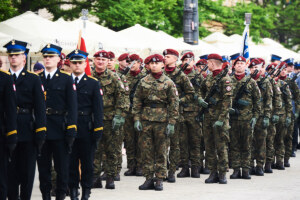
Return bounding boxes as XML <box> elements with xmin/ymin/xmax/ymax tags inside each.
<box><xmin>230</xmin><ymin>53</ymin><xmax>240</xmax><ymax>61</ymax></box>
<box><xmin>25</xmin><ymin>48</ymin><xmax>30</xmax><ymax>57</ymax></box>
<box><xmin>284</xmin><ymin>58</ymin><xmax>294</xmax><ymax>65</ymax></box>
<box><xmin>199</xmin><ymin>54</ymin><xmax>208</xmax><ymax>60</ymax></box>
<box><xmin>3</xmin><ymin>40</ymin><xmax>27</xmax><ymax>55</ymax></box>
<box><xmin>222</xmin><ymin>55</ymin><xmax>229</xmax><ymax>62</ymax></box>
<box><xmin>294</xmin><ymin>62</ymin><xmax>300</xmax><ymax>69</ymax></box>
<box><xmin>41</xmin><ymin>43</ymin><xmax>62</xmax><ymax>56</ymax></box>
<box><xmin>33</xmin><ymin>62</ymin><xmax>45</xmax><ymax>71</ymax></box>
<box><xmin>271</xmin><ymin>54</ymin><xmax>281</xmax><ymax>61</ymax></box>
<box><xmin>66</xmin><ymin>49</ymin><xmax>88</xmax><ymax>61</ymax></box>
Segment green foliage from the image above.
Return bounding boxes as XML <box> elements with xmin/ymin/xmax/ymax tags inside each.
<box><xmin>0</xmin><ymin>0</ymin><xmax>17</xmax><ymax>21</ymax></box>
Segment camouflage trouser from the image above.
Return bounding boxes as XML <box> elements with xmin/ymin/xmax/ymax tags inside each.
<box><xmin>266</xmin><ymin>122</ymin><xmax>276</xmax><ymax>163</ymax></box>
<box><xmin>230</xmin><ymin>120</ymin><xmax>253</xmax><ymax>169</ymax></box>
<box><xmin>140</xmin><ymin>121</ymin><xmax>168</xmax><ymax>179</ymax></box>
<box><xmin>168</xmin><ymin>122</ymin><xmax>180</xmax><ymax>173</ymax></box>
<box><xmin>117</xmin><ymin>126</ymin><xmax>124</xmax><ymax>173</ymax></box>
<box><xmin>251</xmin><ymin>117</ymin><xmax>268</xmax><ymax>168</ymax></box>
<box><xmin>179</xmin><ymin>112</ymin><xmax>201</xmax><ymax>167</ymax></box>
<box><xmin>200</xmin><ymin>129</ymin><xmax>205</xmax><ymax>164</ymax></box>
<box><xmin>124</xmin><ymin>113</ymin><xmax>142</xmax><ymax>170</ymax></box>
<box><xmin>274</xmin><ymin>114</ymin><xmax>287</xmax><ymax>163</ymax></box>
<box><xmin>285</xmin><ymin>117</ymin><xmax>294</xmax><ymax>160</ymax></box>
<box><xmin>203</xmin><ymin>117</ymin><xmax>229</xmax><ymax>173</ymax></box>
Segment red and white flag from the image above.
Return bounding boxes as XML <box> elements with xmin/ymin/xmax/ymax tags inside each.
<box><xmin>77</xmin><ymin>30</ymin><xmax>91</xmax><ymax>76</ymax></box>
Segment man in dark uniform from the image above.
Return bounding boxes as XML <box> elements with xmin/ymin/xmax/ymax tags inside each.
<box><xmin>3</xmin><ymin>40</ymin><xmax>47</xmax><ymax>200</ymax></box>
<box><xmin>0</xmin><ymin>68</ymin><xmax>17</xmax><ymax>200</ymax></box>
<box><xmin>67</xmin><ymin>50</ymin><xmax>104</xmax><ymax>200</ymax></box>
<box><xmin>37</xmin><ymin>44</ymin><xmax>78</xmax><ymax>200</ymax></box>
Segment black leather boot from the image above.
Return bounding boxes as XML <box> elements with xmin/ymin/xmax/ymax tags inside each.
<box><xmin>92</xmin><ymin>177</ymin><xmax>102</xmax><ymax>188</ymax></box>
<box><xmin>230</xmin><ymin>169</ymin><xmax>241</xmax><ymax>179</ymax></box>
<box><xmin>255</xmin><ymin>166</ymin><xmax>264</xmax><ymax>176</ymax></box>
<box><xmin>205</xmin><ymin>172</ymin><xmax>219</xmax><ymax>183</ymax></box>
<box><xmin>81</xmin><ymin>188</ymin><xmax>91</xmax><ymax>200</ymax></box>
<box><xmin>69</xmin><ymin>188</ymin><xmax>79</xmax><ymax>200</ymax></box>
<box><xmin>105</xmin><ymin>177</ymin><xmax>115</xmax><ymax>189</ymax></box>
<box><xmin>284</xmin><ymin>158</ymin><xmax>290</xmax><ymax>167</ymax></box>
<box><xmin>100</xmin><ymin>173</ymin><xmax>107</xmax><ymax>180</ymax></box>
<box><xmin>191</xmin><ymin>166</ymin><xmax>200</xmax><ymax>178</ymax></box>
<box><xmin>264</xmin><ymin>162</ymin><xmax>273</xmax><ymax>173</ymax></box>
<box><xmin>136</xmin><ymin>168</ymin><xmax>143</xmax><ymax>176</ymax></box>
<box><xmin>276</xmin><ymin>162</ymin><xmax>285</xmax><ymax>170</ymax></box>
<box><xmin>138</xmin><ymin>179</ymin><xmax>155</xmax><ymax>190</ymax></box>
<box><xmin>155</xmin><ymin>179</ymin><xmax>163</xmax><ymax>191</ymax></box>
<box><xmin>177</xmin><ymin>165</ymin><xmax>190</xmax><ymax>178</ymax></box>
<box><xmin>114</xmin><ymin>173</ymin><xmax>120</xmax><ymax>181</ymax></box>
<box><xmin>167</xmin><ymin>171</ymin><xmax>176</xmax><ymax>183</ymax></box>
<box><xmin>42</xmin><ymin>192</ymin><xmax>51</xmax><ymax>200</ymax></box>
<box><xmin>56</xmin><ymin>193</ymin><xmax>66</xmax><ymax>200</ymax></box>
<box><xmin>242</xmin><ymin>168</ymin><xmax>251</xmax><ymax>179</ymax></box>
<box><xmin>124</xmin><ymin>168</ymin><xmax>136</xmax><ymax>176</ymax></box>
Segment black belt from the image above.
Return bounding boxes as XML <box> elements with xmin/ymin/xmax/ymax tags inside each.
<box><xmin>17</xmin><ymin>107</ymin><xmax>32</xmax><ymax>114</ymax></box>
<box><xmin>46</xmin><ymin>108</ymin><xmax>66</xmax><ymax>115</ymax></box>
<box><xmin>78</xmin><ymin>111</ymin><xmax>92</xmax><ymax>116</ymax></box>
<box><xmin>144</xmin><ymin>103</ymin><xmax>167</xmax><ymax>108</ymax></box>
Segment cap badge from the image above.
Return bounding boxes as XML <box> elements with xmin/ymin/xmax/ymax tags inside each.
<box><xmin>47</xmin><ymin>43</ymin><xmax>51</xmax><ymax>48</ymax></box>
<box><xmin>75</xmin><ymin>50</ymin><xmax>78</xmax><ymax>54</ymax></box>
<box><xmin>12</xmin><ymin>40</ymin><xmax>15</xmax><ymax>45</ymax></box>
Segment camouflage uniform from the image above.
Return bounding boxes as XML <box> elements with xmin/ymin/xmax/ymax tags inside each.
<box><xmin>230</xmin><ymin>75</ymin><xmax>261</xmax><ymax>170</ymax></box>
<box><xmin>164</xmin><ymin>67</ymin><xmax>195</xmax><ymax>175</ymax></box>
<box><xmin>132</xmin><ymin>73</ymin><xmax>179</xmax><ymax>179</ymax></box>
<box><xmin>92</xmin><ymin>69</ymin><xmax>127</xmax><ymax>179</ymax></box>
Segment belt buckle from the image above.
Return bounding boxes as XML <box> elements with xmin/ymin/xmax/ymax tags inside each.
<box><xmin>16</xmin><ymin>106</ymin><xmax>20</xmax><ymax>113</ymax></box>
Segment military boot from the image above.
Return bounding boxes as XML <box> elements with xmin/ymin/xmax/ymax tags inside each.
<box><xmin>271</xmin><ymin>162</ymin><xmax>277</xmax><ymax>169</ymax></box>
<box><xmin>167</xmin><ymin>171</ymin><xmax>176</xmax><ymax>183</ymax></box>
<box><xmin>242</xmin><ymin>169</ymin><xmax>251</xmax><ymax>179</ymax></box>
<box><xmin>202</xmin><ymin>164</ymin><xmax>210</xmax><ymax>174</ymax></box>
<box><xmin>92</xmin><ymin>177</ymin><xmax>102</xmax><ymax>188</ymax></box>
<box><xmin>205</xmin><ymin>172</ymin><xmax>219</xmax><ymax>184</ymax></box>
<box><xmin>218</xmin><ymin>172</ymin><xmax>227</xmax><ymax>184</ymax></box>
<box><xmin>55</xmin><ymin>193</ymin><xmax>66</xmax><ymax>200</ymax></box>
<box><xmin>284</xmin><ymin>158</ymin><xmax>290</xmax><ymax>167</ymax></box>
<box><xmin>264</xmin><ymin>162</ymin><xmax>273</xmax><ymax>173</ymax></box>
<box><xmin>249</xmin><ymin>166</ymin><xmax>256</xmax><ymax>175</ymax></box>
<box><xmin>275</xmin><ymin>162</ymin><xmax>285</xmax><ymax>170</ymax></box>
<box><xmin>105</xmin><ymin>177</ymin><xmax>115</xmax><ymax>189</ymax></box>
<box><xmin>124</xmin><ymin>168</ymin><xmax>136</xmax><ymax>176</ymax></box>
<box><xmin>177</xmin><ymin>165</ymin><xmax>190</xmax><ymax>178</ymax></box>
<box><xmin>114</xmin><ymin>173</ymin><xmax>120</xmax><ymax>181</ymax></box>
<box><xmin>136</xmin><ymin>168</ymin><xmax>143</xmax><ymax>176</ymax></box>
<box><xmin>199</xmin><ymin>165</ymin><xmax>204</xmax><ymax>174</ymax></box>
<box><xmin>69</xmin><ymin>188</ymin><xmax>79</xmax><ymax>200</ymax></box>
<box><xmin>230</xmin><ymin>169</ymin><xmax>241</xmax><ymax>179</ymax></box>
<box><xmin>155</xmin><ymin>179</ymin><xmax>163</xmax><ymax>191</ymax></box>
<box><xmin>138</xmin><ymin>179</ymin><xmax>155</xmax><ymax>190</ymax></box>
<box><xmin>191</xmin><ymin>166</ymin><xmax>200</xmax><ymax>178</ymax></box>
<box><xmin>100</xmin><ymin>173</ymin><xmax>107</xmax><ymax>180</ymax></box>
<box><xmin>291</xmin><ymin>151</ymin><xmax>296</xmax><ymax>157</ymax></box>
<box><xmin>42</xmin><ymin>192</ymin><xmax>51</xmax><ymax>200</ymax></box>
<box><xmin>81</xmin><ymin>188</ymin><xmax>91</xmax><ymax>200</ymax></box>
<box><xmin>255</xmin><ymin>166</ymin><xmax>264</xmax><ymax>176</ymax></box>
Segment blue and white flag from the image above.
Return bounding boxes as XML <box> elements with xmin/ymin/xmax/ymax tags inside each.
<box><xmin>241</xmin><ymin>24</ymin><xmax>250</xmax><ymax>62</ymax></box>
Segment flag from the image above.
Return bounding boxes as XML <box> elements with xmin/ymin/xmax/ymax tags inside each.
<box><xmin>77</xmin><ymin>30</ymin><xmax>91</xmax><ymax>75</ymax></box>
<box><xmin>241</xmin><ymin>24</ymin><xmax>250</xmax><ymax>62</ymax></box>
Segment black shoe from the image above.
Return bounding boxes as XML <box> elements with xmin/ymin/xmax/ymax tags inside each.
<box><xmin>155</xmin><ymin>179</ymin><xmax>163</xmax><ymax>191</ymax></box>
<box><xmin>81</xmin><ymin>188</ymin><xmax>91</xmax><ymax>200</ymax></box>
<box><xmin>191</xmin><ymin>166</ymin><xmax>200</xmax><ymax>178</ymax></box>
<box><xmin>284</xmin><ymin>158</ymin><xmax>290</xmax><ymax>167</ymax></box>
<box><xmin>51</xmin><ymin>189</ymin><xmax>56</xmax><ymax>197</ymax></box>
<box><xmin>242</xmin><ymin>169</ymin><xmax>251</xmax><ymax>179</ymax></box>
<box><xmin>139</xmin><ymin>179</ymin><xmax>155</xmax><ymax>190</ymax></box>
<box><xmin>249</xmin><ymin>167</ymin><xmax>256</xmax><ymax>175</ymax></box>
<box><xmin>105</xmin><ymin>177</ymin><xmax>115</xmax><ymax>189</ymax></box>
<box><xmin>92</xmin><ymin>177</ymin><xmax>102</xmax><ymax>188</ymax></box>
<box><xmin>205</xmin><ymin>172</ymin><xmax>219</xmax><ymax>184</ymax></box>
<box><xmin>55</xmin><ymin>193</ymin><xmax>66</xmax><ymax>200</ymax></box>
<box><xmin>264</xmin><ymin>162</ymin><xmax>273</xmax><ymax>173</ymax></box>
<box><xmin>297</xmin><ymin>143</ymin><xmax>300</xmax><ymax>149</ymax></box>
<box><xmin>167</xmin><ymin>171</ymin><xmax>176</xmax><ymax>183</ymax></box>
<box><xmin>136</xmin><ymin>168</ymin><xmax>143</xmax><ymax>176</ymax></box>
<box><xmin>291</xmin><ymin>152</ymin><xmax>296</xmax><ymax>157</ymax></box>
<box><xmin>69</xmin><ymin>188</ymin><xmax>79</xmax><ymax>200</ymax></box>
<box><xmin>177</xmin><ymin>165</ymin><xmax>190</xmax><ymax>178</ymax></box>
<box><xmin>124</xmin><ymin>168</ymin><xmax>136</xmax><ymax>176</ymax></box>
<box><xmin>230</xmin><ymin>169</ymin><xmax>241</xmax><ymax>179</ymax></box>
<box><xmin>255</xmin><ymin>166</ymin><xmax>264</xmax><ymax>176</ymax></box>
<box><xmin>271</xmin><ymin>163</ymin><xmax>277</xmax><ymax>169</ymax></box>
<box><xmin>198</xmin><ymin>165</ymin><xmax>204</xmax><ymax>174</ymax></box>
<box><xmin>100</xmin><ymin>173</ymin><xmax>107</xmax><ymax>181</ymax></box>
<box><xmin>202</xmin><ymin>166</ymin><xmax>210</xmax><ymax>174</ymax></box>
<box><xmin>276</xmin><ymin>162</ymin><xmax>285</xmax><ymax>170</ymax></box>
<box><xmin>218</xmin><ymin>172</ymin><xmax>227</xmax><ymax>184</ymax></box>
<box><xmin>114</xmin><ymin>174</ymin><xmax>120</xmax><ymax>181</ymax></box>
<box><xmin>42</xmin><ymin>192</ymin><xmax>51</xmax><ymax>200</ymax></box>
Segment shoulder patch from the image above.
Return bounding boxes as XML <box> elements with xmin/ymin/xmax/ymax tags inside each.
<box><xmin>88</xmin><ymin>75</ymin><xmax>98</xmax><ymax>81</ymax></box>
<box><xmin>60</xmin><ymin>70</ymin><xmax>71</xmax><ymax>76</ymax></box>
<box><xmin>0</xmin><ymin>69</ymin><xmax>11</xmax><ymax>75</ymax></box>
<box><xmin>27</xmin><ymin>70</ymin><xmax>38</xmax><ymax>76</ymax></box>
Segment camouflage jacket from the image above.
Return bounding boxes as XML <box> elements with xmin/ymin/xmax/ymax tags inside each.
<box><xmin>255</xmin><ymin>76</ymin><xmax>273</xmax><ymax>118</ymax></box>
<box><xmin>276</xmin><ymin>79</ymin><xmax>293</xmax><ymax>118</ymax></box>
<box><xmin>184</xmin><ymin>69</ymin><xmax>202</xmax><ymax>112</ymax></box>
<box><xmin>269</xmin><ymin>78</ymin><xmax>283</xmax><ymax>116</ymax></box>
<box><xmin>132</xmin><ymin>73</ymin><xmax>179</xmax><ymax>124</ymax></box>
<box><xmin>284</xmin><ymin>77</ymin><xmax>300</xmax><ymax>112</ymax></box>
<box><xmin>92</xmin><ymin>68</ymin><xmax>127</xmax><ymax>120</ymax></box>
<box><xmin>200</xmin><ymin>72</ymin><xmax>232</xmax><ymax>121</ymax></box>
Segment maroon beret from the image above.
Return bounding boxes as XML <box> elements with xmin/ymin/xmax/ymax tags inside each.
<box><xmin>266</xmin><ymin>63</ymin><xmax>277</xmax><ymax>71</ymax></box>
<box><xmin>248</xmin><ymin>58</ymin><xmax>261</xmax><ymax>68</ymax></box>
<box><xmin>257</xmin><ymin>58</ymin><xmax>265</xmax><ymax>66</ymax></box>
<box><xmin>94</xmin><ymin>50</ymin><xmax>109</xmax><ymax>58</ymax></box>
<box><xmin>163</xmin><ymin>49</ymin><xmax>179</xmax><ymax>57</ymax></box>
<box><xmin>278</xmin><ymin>61</ymin><xmax>287</xmax><ymax>69</ymax></box>
<box><xmin>196</xmin><ymin>59</ymin><xmax>207</xmax><ymax>66</ymax></box>
<box><xmin>181</xmin><ymin>52</ymin><xmax>194</xmax><ymax>61</ymax></box>
<box><xmin>64</xmin><ymin>59</ymin><xmax>70</xmax><ymax>67</ymax></box>
<box><xmin>222</xmin><ymin>61</ymin><xmax>230</xmax><ymax>69</ymax></box>
<box><xmin>118</xmin><ymin>53</ymin><xmax>129</xmax><ymax>61</ymax></box>
<box><xmin>108</xmin><ymin>51</ymin><xmax>115</xmax><ymax>59</ymax></box>
<box><xmin>207</xmin><ymin>54</ymin><xmax>223</xmax><ymax>61</ymax></box>
<box><xmin>149</xmin><ymin>54</ymin><xmax>164</xmax><ymax>63</ymax></box>
<box><xmin>139</xmin><ymin>58</ymin><xmax>143</xmax><ymax>63</ymax></box>
<box><xmin>144</xmin><ymin>56</ymin><xmax>152</xmax><ymax>65</ymax></box>
<box><xmin>233</xmin><ymin>56</ymin><xmax>246</xmax><ymax>66</ymax></box>
<box><xmin>129</xmin><ymin>54</ymin><xmax>140</xmax><ymax>62</ymax></box>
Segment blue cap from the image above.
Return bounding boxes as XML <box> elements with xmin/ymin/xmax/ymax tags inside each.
<box><xmin>25</xmin><ymin>48</ymin><xmax>30</xmax><ymax>57</ymax></box>
<box><xmin>199</xmin><ymin>54</ymin><xmax>208</xmax><ymax>60</ymax></box>
<box><xmin>66</xmin><ymin>49</ymin><xmax>88</xmax><ymax>61</ymax></box>
<box><xmin>3</xmin><ymin>40</ymin><xmax>27</xmax><ymax>55</ymax></box>
<box><xmin>284</xmin><ymin>58</ymin><xmax>294</xmax><ymax>65</ymax></box>
<box><xmin>33</xmin><ymin>62</ymin><xmax>45</xmax><ymax>71</ymax></box>
<box><xmin>294</xmin><ymin>62</ymin><xmax>300</xmax><ymax>69</ymax></box>
<box><xmin>41</xmin><ymin>43</ymin><xmax>62</xmax><ymax>56</ymax></box>
<box><xmin>271</xmin><ymin>54</ymin><xmax>281</xmax><ymax>61</ymax></box>
<box><xmin>222</xmin><ymin>55</ymin><xmax>229</xmax><ymax>62</ymax></box>
<box><xmin>230</xmin><ymin>53</ymin><xmax>240</xmax><ymax>60</ymax></box>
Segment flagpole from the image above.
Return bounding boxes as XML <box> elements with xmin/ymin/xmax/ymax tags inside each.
<box><xmin>241</xmin><ymin>13</ymin><xmax>251</xmax><ymax>63</ymax></box>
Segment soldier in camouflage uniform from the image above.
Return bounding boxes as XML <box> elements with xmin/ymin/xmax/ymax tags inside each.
<box><xmin>92</xmin><ymin>50</ymin><xmax>127</xmax><ymax>189</ymax></box>
<box><xmin>162</xmin><ymin>49</ymin><xmax>195</xmax><ymax>183</ymax></box>
<box><xmin>123</xmin><ymin>54</ymin><xmax>147</xmax><ymax>177</ymax></box>
<box><xmin>176</xmin><ymin>52</ymin><xmax>202</xmax><ymax>179</ymax></box>
<box><xmin>132</xmin><ymin>54</ymin><xmax>179</xmax><ymax>191</ymax></box>
<box><xmin>199</xmin><ymin>54</ymin><xmax>232</xmax><ymax>184</ymax></box>
<box><xmin>228</xmin><ymin>57</ymin><xmax>261</xmax><ymax>180</ymax></box>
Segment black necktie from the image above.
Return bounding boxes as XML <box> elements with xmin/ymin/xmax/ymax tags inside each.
<box><xmin>13</xmin><ymin>74</ymin><xmax>17</xmax><ymax>83</ymax></box>
<box><xmin>75</xmin><ymin>77</ymin><xmax>79</xmax><ymax>86</ymax></box>
<box><xmin>46</xmin><ymin>74</ymin><xmax>51</xmax><ymax>87</ymax></box>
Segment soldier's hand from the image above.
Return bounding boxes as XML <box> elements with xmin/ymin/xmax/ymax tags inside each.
<box><xmin>165</xmin><ymin>124</ymin><xmax>175</xmax><ymax>137</ymax></box>
<box><xmin>250</xmin><ymin>117</ymin><xmax>257</xmax><ymax>129</ymax></box>
<box><xmin>285</xmin><ymin>117</ymin><xmax>291</xmax><ymax>127</ymax></box>
<box><xmin>198</xmin><ymin>98</ymin><xmax>208</xmax><ymax>108</ymax></box>
<box><xmin>272</xmin><ymin>115</ymin><xmax>279</xmax><ymax>124</ymax></box>
<box><xmin>6</xmin><ymin>143</ymin><xmax>16</xmax><ymax>162</ymax></box>
<box><xmin>134</xmin><ymin>120</ymin><xmax>142</xmax><ymax>132</ymax></box>
<box><xmin>262</xmin><ymin>117</ymin><xmax>270</xmax><ymax>129</ymax></box>
<box><xmin>112</xmin><ymin>115</ymin><xmax>122</xmax><ymax>131</ymax></box>
<box><xmin>213</xmin><ymin>120</ymin><xmax>223</xmax><ymax>128</ymax></box>
<box><xmin>65</xmin><ymin>136</ymin><xmax>75</xmax><ymax>154</ymax></box>
<box><xmin>229</xmin><ymin>108</ymin><xmax>236</xmax><ymax>115</ymax></box>
<box><xmin>36</xmin><ymin>139</ymin><xmax>45</xmax><ymax>157</ymax></box>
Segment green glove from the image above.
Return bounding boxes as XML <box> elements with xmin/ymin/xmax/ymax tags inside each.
<box><xmin>295</xmin><ymin>112</ymin><xmax>299</xmax><ymax>119</ymax></box>
<box><xmin>213</xmin><ymin>121</ymin><xmax>223</xmax><ymax>128</ymax></box>
<box><xmin>250</xmin><ymin>117</ymin><xmax>257</xmax><ymax>129</ymax></box>
<box><xmin>229</xmin><ymin>108</ymin><xmax>236</xmax><ymax>115</ymax></box>
<box><xmin>120</xmin><ymin>116</ymin><xmax>125</xmax><ymax>126</ymax></box>
<box><xmin>262</xmin><ymin>117</ymin><xmax>270</xmax><ymax>129</ymax></box>
<box><xmin>272</xmin><ymin>115</ymin><xmax>279</xmax><ymax>124</ymax></box>
<box><xmin>112</xmin><ymin>115</ymin><xmax>122</xmax><ymax>131</ymax></box>
<box><xmin>286</xmin><ymin>117</ymin><xmax>291</xmax><ymax>127</ymax></box>
<box><xmin>165</xmin><ymin>124</ymin><xmax>175</xmax><ymax>136</ymax></box>
<box><xmin>134</xmin><ymin>120</ymin><xmax>142</xmax><ymax>132</ymax></box>
<box><xmin>198</xmin><ymin>98</ymin><xmax>208</xmax><ymax>108</ymax></box>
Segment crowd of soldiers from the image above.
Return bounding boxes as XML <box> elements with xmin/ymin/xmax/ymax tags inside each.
<box><xmin>0</xmin><ymin>39</ymin><xmax>299</xmax><ymax>200</ymax></box>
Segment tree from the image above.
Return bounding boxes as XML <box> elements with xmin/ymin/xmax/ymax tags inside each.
<box><xmin>0</xmin><ymin>0</ymin><xmax>17</xmax><ymax>21</ymax></box>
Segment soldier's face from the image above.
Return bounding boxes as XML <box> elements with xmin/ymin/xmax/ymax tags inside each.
<box><xmin>250</xmin><ymin>65</ymin><xmax>261</xmax><ymax>74</ymax></box>
<box><xmin>119</xmin><ymin>60</ymin><xmax>128</xmax><ymax>70</ymax></box>
<box><xmin>183</xmin><ymin>58</ymin><xmax>194</xmax><ymax>69</ymax></box>
<box><xmin>107</xmin><ymin>58</ymin><xmax>115</xmax><ymax>70</ymax></box>
<box><xmin>94</xmin><ymin>57</ymin><xmax>108</xmax><ymax>71</ymax></box>
<box><xmin>150</xmin><ymin>62</ymin><xmax>163</xmax><ymax>73</ymax></box>
<box><xmin>207</xmin><ymin>60</ymin><xmax>214</xmax><ymax>71</ymax></box>
<box><xmin>280</xmin><ymin>68</ymin><xmax>287</xmax><ymax>77</ymax></box>
<box><xmin>234</xmin><ymin>61</ymin><xmax>246</xmax><ymax>74</ymax></box>
<box><xmin>70</xmin><ymin>61</ymin><xmax>86</xmax><ymax>75</ymax></box>
<box><xmin>164</xmin><ymin>55</ymin><xmax>177</xmax><ymax>66</ymax></box>
<box><xmin>43</xmin><ymin>55</ymin><xmax>60</xmax><ymax>69</ymax></box>
<box><xmin>286</xmin><ymin>65</ymin><xmax>294</xmax><ymax>73</ymax></box>
<box><xmin>8</xmin><ymin>53</ymin><xmax>25</xmax><ymax>68</ymax></box>
<box><xmin>130</xmin><ymin>61</ymin><xmax>141</xmax><ymax>72</ymax></box>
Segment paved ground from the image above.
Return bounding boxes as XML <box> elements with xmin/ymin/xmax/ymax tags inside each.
<box><xmin>31</xmin><ymin>150</ymin><xmax>300</xmax><ymax>200</ymax></box>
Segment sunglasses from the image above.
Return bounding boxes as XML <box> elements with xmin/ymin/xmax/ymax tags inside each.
<box><xmin>43</xmin><ymin>55</ymin><xmax>57</xmax><ymax>58</ymax></box>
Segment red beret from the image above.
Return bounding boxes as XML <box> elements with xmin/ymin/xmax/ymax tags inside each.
<box><xmin>196</xmin><ymin>59</ymin><xmax>207</xmax><ymax>66</ymax></box>
<box><xmin>163</xmin><ymin>49</ymin><xmax>179</xmax><ymax>57</ymax></box>
<box><xmin>149</xmin><ymin>54</ymin><xmax>164</xmax><ymax>63</ymax></box>
<box><xmin>266</xmin><ymin>63</ymin><xmax>277</xmax><ymax>71</ymax></box>
<box><xmin>233</xmin><ymin>56</ymin><xmax>246</xmax><ymax>66</ymax></box>
<box><xmin>129</xmin><ymin>54</ymin><xmax>140</xmax><ymax>62</ymax></box>
<box><xmin>144</xmin><ymin>56</ymin><xmax>152</xmax><ymax>65</ymax></box>
<box><xmin>257</xmin><ymin>58</ymin><xmax>265</xmax><ymax>66</ymax></box>
<box><xmin>94</xmin><ymin>50</ymin><xmax>109</xmax><ymax>58</ymax></box>
<box><xmin>118</xmin><ymin>53</ymin><xmax>129</xmax><ymax>61</ymax></box>
<box><xmin>248</xmin><ymin>58</ymin><xmax>261</xmax><ymax>68</ymax></box>
<box><xmin>108</xmin><ymin>51</ymin><xmax>115</xmax><ymax>59</ymax></box>
<box><xmin>60</xmin><ymin>53</ymin><xmax>66</xmax><ymax>60</ymax></box>
<box><xmin>207</xmin><ymin>54</ymin><xmax>223</xmax><ymax>61</ymax></box>
<box><xmin>181</xmin><ymin>52</ymin><xmax>194</xmax><ymax>61</ymax></box>
<box><xmin>222</xmin><ymin>61</ymin><xmax>230</xmax><ymax>69</ymax></box>
<box><xmin>139</xmin><ymin>58</ymin><xmax>143</xmax><ymax>63</ymax></box>
<box><xmin>278</xmin><ymin>62</ymin><xmax>287</xmax><ymax>69</ymax></box>
<box><xmin>64</xmin><ymin>59</ymin><xmax>70</xmax><ymax>66</ymax></box>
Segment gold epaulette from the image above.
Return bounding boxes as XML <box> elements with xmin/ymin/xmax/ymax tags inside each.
<box><xmin>0</xmin><ymin>69</ymin><xmax>11</xmax><ymax>75</ymax></box>
<box><xmin>60</xmin><ymin>70</ymin><xmax>71</xmax><ymax>76</ymax></box>
<box><xmin>88</xmin><ymin>75</ymin><xmax>98</xmax><ymax>81</ymax></box>
<box><xmin>27</xmin><ymin>70</ymin><xmax>38</xmax><ymax>76</ymax></box>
